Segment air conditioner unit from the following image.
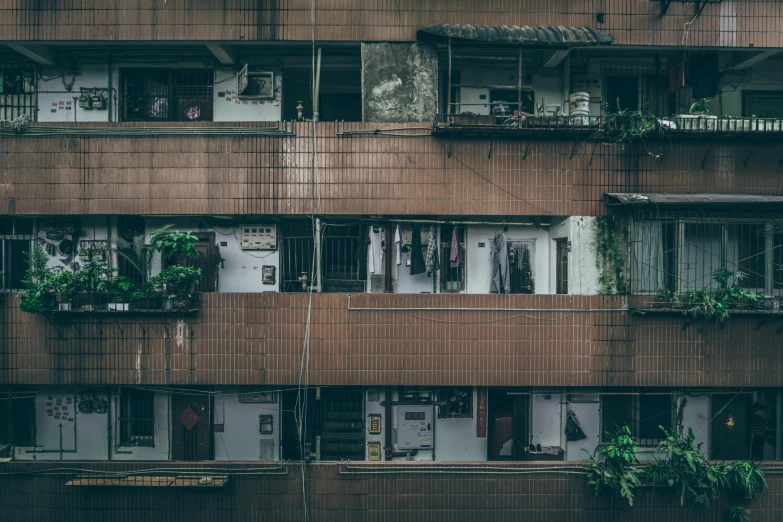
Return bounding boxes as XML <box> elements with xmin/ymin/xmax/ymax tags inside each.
<box><xmin>237</xmin><ymin>64</ymin><xmax>274</xmax><ymax>99</ymax></box>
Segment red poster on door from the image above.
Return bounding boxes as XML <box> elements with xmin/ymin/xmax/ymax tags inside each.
<box><xmin>476</xmin><ymin>387</ymin><xmax>488</xmax><ymax>438</ymax></box>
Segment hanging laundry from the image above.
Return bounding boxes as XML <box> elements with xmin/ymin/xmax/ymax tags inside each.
<box><xmin>368</xmin><ymin>226</ymin><xmax>385</xmax><ymax>275</ymax></box>
<box><xmin>425</xmin><ymin>225</ymin><xmax>439</xmax><ymax>274</ymax></box>
<box><xmin>490</xmin><ymin>232</ymin><xmax>510</xmax><ymax>294</ymax></box>
<box><xmin>449</xmin><ymin>227</ymin><xmax>460</xmax><ymax>268</ymax></box>
<box><xmin>410</xmin><ymin>225</ymin><xmax>426</xmax><ymax>275</ymax></box>
<box><xmin>394</xmin><ymin>224</ymin><xmax>402</xmax><ymax>266</ymax></box>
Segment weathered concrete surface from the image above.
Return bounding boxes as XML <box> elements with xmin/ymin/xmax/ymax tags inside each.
<box><xmin>361</xmin><ymin>42</ymin><xmax>438</xmax><ymax>122</ymax></box>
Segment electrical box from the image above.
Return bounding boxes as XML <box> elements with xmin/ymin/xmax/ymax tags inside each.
<box><xmin>572</xmin><ymin>76</ymin><xmax>603</xmax><ymax>101</ymax></box>
<box><xmin>394</xmin><ymin>406</ymin><xmax>433</xmax><ymax>450</ymax></box>
<box><xmin>241</xmin><ymin>225</ymin><xmax>276</xmax><ymax>250</ymax></box>
<box><xmin>237</xmin><ymin>64</ymin><xmax>275</xmax><ymax>99</ymax></box>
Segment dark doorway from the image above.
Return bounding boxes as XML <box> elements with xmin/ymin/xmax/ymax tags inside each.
<box><xmin>711</xmin><ymin>394</ymin><xmax>749</xmax><ymax>461</ymax></box>
<box><xmin>171</xmin><ymin>394</ymin><xmax>212</xmax><ymax>461</ymax></box>
<box><xmin>163</xmin><ymin>232</ymin><xmax>218</xmax><ymax>292</ymax></box>
<box><xmin>488</xmin><ymin>389</ymin><xmax>514</xmax><ymax>460</ymax></box>
<box><xmin>280</xmin><ymin>388</ymin><xmax>364</xmax><ymax>461</ymax></box>
<box><xmin>606</xmin><ymin>76</ymin><xmax>639</xmax><ymax>113</ymax></box>
<box><xmin>512</xmin><ymin>395</ymin><xmax>530</xmax><ymax>460</ymax></box>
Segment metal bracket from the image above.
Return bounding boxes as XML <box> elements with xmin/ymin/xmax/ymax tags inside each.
<box><xmin>45</xmin><ymin>316</ymin><xmax>66</xmax><ymax>340</ymax></box>
<box><xmin>447</xmin><ymin>137</ymin><xmax>453</xmax><ymax>158</ymax></box>
<box><xmin>488</xmin><ymin>141</ymin><xmax>493</xmax><ymax>160</ymax></box>
<box><xmin>659</xmin><ymin>0</ymin><xmax>672</xmax><ymax>16</ymax></box>
<box><xmin>523</xmin><ymin>142</ymin><xmax>531</xmax><ymax>161</ymax></box>
<box><xmin>136</xmin><ymin>319</ymin><xmax>147</xmax><ymax>336</ymax></box>
<box><xmin>588</xmin><ymin>142</ymin><xmax>598</xmax><ymax>166</ymax></box>
<box><xmin>89</xmin><ymin>315</ymin><xmax>103</xmax><ymax>336</ymax></box>
<box><xmin>111</xmin><ymin>316</ymin><xmax>125</xmax><ymax>336</ymax></box>
<box><xmin>159</xmin><ymin>317</ymin><xmax>170</xmax><ymax>337</ymax></box>
<box><xmin>700</xmin><ymin>144</ymin><xmax>713</xmax><ymax>170</ymax></box>
<box><xmin>743</xmin><ymin>147</ymin><xmax>754</xmax><ymax>168</ymax></box>
<box><xmin>569</xmin><ymin>142</ymin><xmax>578</xmax><ymax>160</ymax></box>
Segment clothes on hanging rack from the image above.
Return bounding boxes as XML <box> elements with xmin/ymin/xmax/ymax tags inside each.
<box><xmin>490</xmin><ymin>232</ymin><xmax>510</xmax><ymax>294</ymax></box>
<box><xmin>410</xmin><ymin>225</ymin><xmax>426</xmax><ymax>276</ymax></box>
<box><xmin>368</xmin><ymin>225</ymin><xmax>385</xmax><ymax>276</ymax></box>
<box><xmin>449</xmin><ymin>227</ymin><xmax>460</xmax><ymax>268</ymax></box>
<box><xmin>425</xmin><ymin>225</ymin><xmax>439</xmax><ymax>274</ymax></box>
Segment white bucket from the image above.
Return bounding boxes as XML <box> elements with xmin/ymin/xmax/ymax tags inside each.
<box><xmin>569</xmin><ymin>92</ymin><xmax>590</xmax><ymax>116</ymax></box>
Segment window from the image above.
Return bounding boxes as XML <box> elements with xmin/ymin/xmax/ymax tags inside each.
<box><xmin>0</xmin><ymin>67</ymin><xmax>35</xmax><ymax>122</ymax></box>
<box><xmin>601</xmin><ymin>395</ymin><xmax>673</xmax><ymax>446</ymax></box>
<box><xmin>0</xmin><ymin>218</ymin><xmax>33</xmax><ymax>290</ymax></box>
<box><xmin>0</xmin><ymin>393</ymin><xmax>35</xmax><ymax>446</ymax></box>
<box><xmin>631</xmin><ymin>218</ymin><xmax>783</xmax><ymax>296</ymax></box>
<box><xmin>440</xmin><ymin>226</ymin><xmax>464</xmax><ymax>292</ymax></box>
<box><xmin>555</xmin><ymin>239</ymin><xmax>568</xmax><ymax>295</ymax></box>
<box><xmin>438</xmin><ymin>387</ymin><xmax>473</xmax><ymax>419</ymax></box>
<box><xmin>119</xmin><ymin>390</ymin><xmax>155</xmax><ymax>447</ymax></box>
<box><xmin>743</xmin><ymin>91</ymin><xmax>783</xmax><ymax>119</ymax></box>
<box><xmin>122</xmin><ymin>69</ymin><xmax>213</xmax><ymax>122</ymax></box>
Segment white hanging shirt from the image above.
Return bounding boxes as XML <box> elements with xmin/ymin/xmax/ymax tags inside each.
<box><xmin>394</xmin><ymin>224</ymin><xmax>402</xmax><ymax>265</ymax></box>
<box><xmin>369</xmin><ymin>226</ymin><xmax>385</xmax><ymax>275</ymax></box>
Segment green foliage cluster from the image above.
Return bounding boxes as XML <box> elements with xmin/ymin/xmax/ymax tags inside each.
<box><xmin>150</xmin><ymin>226</ymin><xmax>199</xmax><ymax>263</ymax></box>
<box><xmin>655</xmin><ymin>268</ymin><xmax>762</xmax><ymax>324</ymax></box>
<box><xmin>148</xmin><ymin>265</ymin><xmax>202</xmax><ymax>299</ymax></box>
<box><xmin>583</xmin><ymin>421</ymin><xmax>769</xmax><ymax>520</ymax></box>
<box><xmin>583</xmin><ymin>425</ymin><xmax>641</xmax><ymax>506</ymax></box>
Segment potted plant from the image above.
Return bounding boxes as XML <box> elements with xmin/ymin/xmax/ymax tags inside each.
<box><xmin>19</xmin><ymin>244</ymin><xmax>57</xmax><ymax>314</ymax></box>
<box><xmin>654</xmin><ymin>289</ymin><xmax>680</xmax><ymax>309</ymax></box>
<box><xmin>677</xmin><ymin>99</ymin><xmax>716</xmax><ymax>131</ymax></box>
<box><xmin>50</xmin><ymin>268</ymin><xmax>78</xmax><ymax>311</ymax></box>
<box><xmin>689</xmin><ymin>99</ymin><xmax>711</xmax><ymax>116</ymax></box>
<box><xmin>150</xmin><ymin>226</ymin><xmax>199</xmax><ymax>263</ymax></box>
<box><xmin>148</xmin><ymin>265</ymin><xmax>202</xmax><ymax>310</ymax></box>
<box><xmin>105</xmin><ymin>276</ymin><xmax>136</xmax><ymax>311</ymax></box>
<box><xmin>74</xmin><ymin>254</ymin><xmax>112</xmax><ymax>311</ymax></box>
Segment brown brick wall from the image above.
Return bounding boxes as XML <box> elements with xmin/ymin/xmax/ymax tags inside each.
<box><xmin>0</xmin><ymin>0</ymin><xmax>780</xmax><ymax>48</ymax></box>
<box><xmin>1</xmin><ymin>461</ymin><xmax>782</xmax><ymax>522</ymax></box>
<box><xmin>2</xmin><ymin>123</ymin><xmax>781</xmax><ymax>217</ymax></box>
<box><xmin>2</xmin><ymin>292</ymin><xmax>781</xmax><ymax>387</ymax></box>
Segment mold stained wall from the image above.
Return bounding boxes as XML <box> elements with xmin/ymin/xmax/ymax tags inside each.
<box><xmin>36</xmin><ymin>63</ymin><xmax>282</xmax><ymax>122</ymax></box>
<box><xmin>361</xmin><ymin>43</ymin><xmax>438</xmax><ymax>123</ymax></box>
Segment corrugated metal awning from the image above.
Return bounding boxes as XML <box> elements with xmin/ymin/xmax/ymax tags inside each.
<box><xmin>606</xmin><ymin>193</ymin><xmax>783</xmax><ymax>208</ymax></box>
<box><xmin>416</xmin><ymin>24</ymin><xmax>614</xmax><ymax>46</ymax></box>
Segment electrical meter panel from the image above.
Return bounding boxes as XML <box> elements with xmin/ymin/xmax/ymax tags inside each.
<box><xmin>240</xmin><ymin>224</ymin><xmax>277</xmax><ymax>250</ymax></box>
<box><xmin>394</xmin><ymin>406</ymin><xmax>433</xmax><ymax>450</ymax></box>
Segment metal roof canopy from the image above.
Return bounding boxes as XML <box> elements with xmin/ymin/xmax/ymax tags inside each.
<box><xmin>416</xmin><ymin>25</ymin><xmax>614</xmax><ymax>47</ymax></box>
<box><xmin>606</xmin><ymin>193</ymin><xmax>783</xmax><ymax>210</ymax></box>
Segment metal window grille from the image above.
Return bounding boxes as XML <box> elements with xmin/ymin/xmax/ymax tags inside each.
<box><xmin>318</xmin><ymin>389</ymin><xmax>364</xmax><ymax>461</ymax></box>
<box><xmin>321</xmin><ymin>223</ymin><xmax>365</xmax><ymax>292</ymax></box>
<box><xmin>0</xmin><ymin>392</ymin><xmax>36</xmax><ymax>446</ymax></box>
<box><xmin>630</xmin><ymin>212</ymin><xmax>783</xmax><ymax>297</ymax></box>
<box><xmin>119</xmin><ymin>390</ymin><xmax>155</xmax><ymax>447</ymax></box>
<box><xmin>0</xmin><ymin>218</ymin><xmax>34</xmax><ymax>291</ymax></box>
<box><xmin>121</xmin><ymin>70</ymin><xmax>213</xmax><ymax>122</ymax></box>
<box><xmin>280</xmin><ymin>220</ymin><xmax>315</xmax><ymax>292</ymax></box>
<box><xmin>0</xmin><ymin>66</ymin><xmax>36</xmax><ymax>122</ymax></box>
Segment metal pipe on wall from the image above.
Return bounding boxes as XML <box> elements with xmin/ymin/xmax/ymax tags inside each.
<box><xmin>312</xmin><ymin>47</ymin><xmax>323</xmax><ymax>122</ymax></box>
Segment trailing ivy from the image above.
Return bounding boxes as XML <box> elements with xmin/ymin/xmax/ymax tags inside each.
<box><xmin>594</xmin><ymin>216</ymin><xmax>628</xmax><ymax>295</ymax></box>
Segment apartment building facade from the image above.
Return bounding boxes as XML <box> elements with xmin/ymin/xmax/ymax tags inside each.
<box><xmin>2</xmin><ymin>1</ymin><xmax>783</xmax><ymax>520</ymax></box>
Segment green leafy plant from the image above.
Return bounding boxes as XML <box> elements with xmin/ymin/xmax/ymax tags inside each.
<box><xmin>689</xmin><ymin>99</ymin><xmax>711</xmax><ymax>115</ymax></box>
<box><xmin>720</xmin><ymin>461</ymin><xmax>768</xmax><ymax>500</ymax></box>
<box><xmin>683</xmin><ymin>269</ymin><xmax>761</xmax><ymax>324</ymax></box>
<box><xmin>115</xmin><ymin>233</ymin><xmax>155</xmax><ymax>285</ymax></box>
<box><xmin>148</xmin><ymin>265</ymin><xmax>202</xmax><ymax>299</ymax></box>
<box><xmin>19</xmin><ymin>244</ymin><xmax>58</xmax><ymax>314</ymax></box>
<box><xmin>102</xmin><ymin>275</ymin><xmax>137</xmax><ymax>303</ymax></box>
<box><xmin>727</xmin><ymin>505</ymin><xmax>751</xmax><ymax>522</ymax></box>
<box><xmin>583</xmin><ymin>425</ymin><xmax>641</xmax><ymax>506</ymax></box>
<box><xmin>655</xmin><ymin>289</ymin><xmax>681</xmax><ymax>307</ymax></box>
<box><xmin>645</xmin><ymin>426</ymin><xmax>723</xmax><ymax>508</ymax></box>
<box><xmin>151</xmin><ymin>226</ymin><xmax>199</xmax><ymax>263</ymax></box>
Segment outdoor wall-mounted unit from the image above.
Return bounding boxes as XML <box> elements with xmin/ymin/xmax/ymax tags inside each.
<box><xmin>394</xmin><ymin>406</ymin><xmax>433</xmax><ymax>450</ymax></box>
<box><xmin>237</xmin><ymin>64</ymin><xmax>274</xmax><ymax>99</ymax></box>
<box><xmin>240</xmin><ymin>225</ymin><xmax>277</xmax><ymax>250</ymax></box>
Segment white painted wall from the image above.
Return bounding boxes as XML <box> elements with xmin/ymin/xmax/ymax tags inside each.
<box><xmin>465</xmin><ymin>225</ymin><xmax>548</xmax><ymax>295</ymax></box>
<box><xmin>214</xmin><ymin>393</ymin><xmax>280</xmax><ymax>461</ymax></box>
<box><xmin>434</xmin><ymin>389</ymin><xmax>487</xmax><ymax>461</ymax></box>
<box><xmin>566</xmin><ymin>400</ymin><xmax>600</xmax><ymax>461</ymax></box>
<box><xmin>531</xmin><ymin>394</ymin><xmax>563</xmax><ymax>448</ymax></box>
<box><xmin>37</xmin><ymin>64</ymin><xmax>110</xmax><ymax>123</ymax></box>
<box><xmin>213</xmin><ymin>69</ymin><xmax>282</xmax><ymax>122</ymax></box>
<box><xmin>554</xmin><ymin>217</ymin><xmax>601</xmax><ymax>295</ymax></box>
<box><xmin>681</xmin><ymin>395</ymin><xmax>711</xmax><ymax>459</ymax></box>
<box><xmin>14</xmin><ymin>389</ymin><xmax>168</xmax><ymax>461</ymax></box>
<box><xmin>145</xmin><ymin>217</ymin><xmax>280</xmax><ymax>293</ymax></box>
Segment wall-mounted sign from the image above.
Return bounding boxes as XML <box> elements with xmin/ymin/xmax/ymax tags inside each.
<box><xmin>367</xmin><ymin>442</ymin><xmax>382</xmax><ymax>461</ymax></box>
<box><xmin>368</xmin><ymin>414</ymin><xmax>382</xmax><ymax>435</ymax></box>
<box><xmin>476</xmin><ymin>387</ymin><xmax>488</xmax><ymax>438</ymax></box>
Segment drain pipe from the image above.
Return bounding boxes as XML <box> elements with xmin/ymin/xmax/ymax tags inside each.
<box><xmin>384</xmin><ymin>387</ymin><xmax>393</xmax><ymax>460</ymax></box>
<box><xmin>314</xmin><ymin>218</ymin><xmax>322</xmax><ymax>292</ymax></box>
<box><xmin>312</xmin><ymin>47</ymin><xmax>323</xmax><ymax>122</ymax></box>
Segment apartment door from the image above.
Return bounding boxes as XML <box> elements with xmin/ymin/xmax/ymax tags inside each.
<box><xmin>711</xmin><ymin>394</ymin><xmax>749</xmax><ymax>461</ymax></box>
<box><xmin>171</xmin><ymin>394</ymin><xmax>212</xmax><ymax>461</ymax></box>
<box><xmin>556</xmin><ymin>239</ymin><xmax>569</xmax><ymax>294</ymax></box>
<box><xmin>163</xmin><ymin>232</ymin><xmax>217</xmax><ymax>292</ymax></box>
